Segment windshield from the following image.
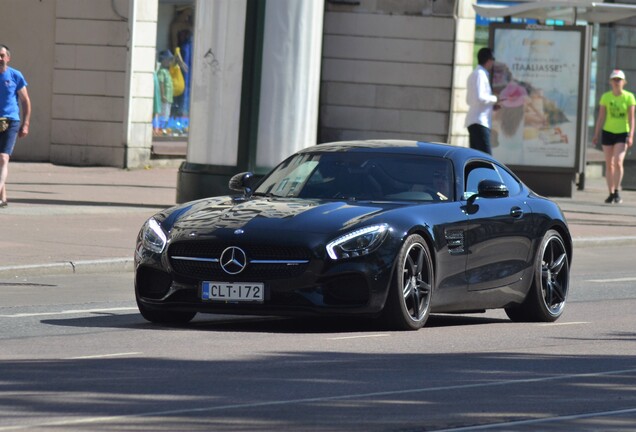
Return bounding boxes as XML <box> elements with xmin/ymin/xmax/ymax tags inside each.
<box><xmin>254</xmin><ymin>152</ymin><xmax>454</xmax><ymax>202</ymax></box>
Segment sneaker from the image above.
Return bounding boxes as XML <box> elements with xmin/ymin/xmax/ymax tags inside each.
<box><xmin>605</xmin><ymin>193</ymin><xmax>615</xmax><ymax>204</ymax></box>
<box><xmin>0</xmin><ymin>201</ymin><xmax>7</xmax><ymax>208</ymax></box>
<box><xmin>614</xmin><ymin>192</ymin><xmax>623</xmax><ymax>204</ymax></box>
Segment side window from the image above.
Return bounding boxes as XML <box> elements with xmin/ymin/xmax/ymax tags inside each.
<box><xmin>495</xmin><ymin>165</ymin><xmax>522</xmax><ymax>196</ymax></box>
<box><xmin>464</xmin><ymin>163</ymin><xmax>502</xmax><ymax>200</ymax></box>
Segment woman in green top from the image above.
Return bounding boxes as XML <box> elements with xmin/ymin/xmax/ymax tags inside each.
<box><xmin>593</xmin><ymin>69</ymin><xmax>636</xmax><ymax>204</ymax></box>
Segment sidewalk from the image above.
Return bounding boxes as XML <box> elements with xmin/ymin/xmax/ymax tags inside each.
<box><xmin>0</xmin><ymin>162</ymin><xmax>635</xmax><ymax>277</ymax></box>
<box><xmin>0</xmin><ymin>163</ymin><xmax>178</xmax><ymax>277</ymax></box>
<box><xmin>551</xmin><ymin>175</ymin><xmax>636</xmax><ymax>247</ymax></box>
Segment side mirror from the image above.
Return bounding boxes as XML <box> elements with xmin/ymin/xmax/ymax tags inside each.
<box><xmin>467</xmin><ymin>179</ymin><xmax>509</xmax><ymax>205</ymax></box>
<box><xmin>229</xmin><ymin>172</ymin><xmax>255</xmax><ymax>198</ymax></box>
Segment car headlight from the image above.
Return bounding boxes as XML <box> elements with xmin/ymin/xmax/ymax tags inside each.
<box><xmin>142</xmin><ymin>218</ymin><xmax>167</xmax><ymax>254</ymax></box>
<box><xmin>326</xmin><ymin>224</ymin><xmax>389</xmax><ymax>260</ymax></box>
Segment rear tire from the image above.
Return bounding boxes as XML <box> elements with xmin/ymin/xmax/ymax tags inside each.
<box><xmin>383</xmin><ymin>234</ymin><xmax>434</xmax><ymax>330</ymax></box>
<box><xmin>505</xmin><ymin>229</ymin><xmax>569</xmax><ymax>322</ymax></box>
<box><xmin>136</xmin><ymin>298</ymin><xmax>196</xmax><ymax>324</ymax></box>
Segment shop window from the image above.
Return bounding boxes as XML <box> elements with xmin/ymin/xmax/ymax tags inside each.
<box><xmin>153</xmin><ymin>1</ymin><xmax>194</xmax><ymax>155</ymax></box>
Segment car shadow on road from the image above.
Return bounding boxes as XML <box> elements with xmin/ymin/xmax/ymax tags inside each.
<box><xmin>40</xmin><ymin>313</ymin><xmax>509</xmax><ymax>334</ymax></box>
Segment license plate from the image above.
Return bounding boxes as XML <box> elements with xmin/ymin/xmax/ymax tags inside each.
<box><xmin>201</xmin><ymin>281</ymin><xmax>264</xmax><ymax>303</ymax></box>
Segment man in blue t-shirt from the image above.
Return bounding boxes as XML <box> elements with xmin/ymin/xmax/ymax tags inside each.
<box><xmin>0</xmin><ymin>44</ymin><xmax>31</xmax><ymax>207</ymax></box>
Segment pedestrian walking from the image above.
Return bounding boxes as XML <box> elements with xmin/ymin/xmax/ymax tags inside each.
<box><xmin>0</xmin><ymin>44</ymin><xmax>31</xmax><ymax>207</ymax></box>
<box><xmin>592</xmin><ymin>69</ymin><xmax>635</xmax><ymax>204</ymax></box>
<box><xmin>465</xmin><ymin>47</ymin><xmax>499</xmax><ymax>154</ymax></box>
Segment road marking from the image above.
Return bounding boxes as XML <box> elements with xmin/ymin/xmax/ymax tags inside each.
<box><xmin>588</xmin><ymin>276</ymin><xmax>636</xmax><ymax>283</ymax></box>
<box><xmin>433</xmin><ymin>407</ymin><xmax>636</xmax><ymax>431</ymax></box>
<box><xmin>2</xmin><ymin>366</ymin><xmax>636</xmax><ymax>431</ymax></box>
<box><xmin>328</xmin><ymin>334</ymin><xmax>390</xmax><ymax>340</ymax></box>
<box><xmin>0</xmin><ymin>307</ymin><xmax>137</xmax><ymax>318</ymax></box>
<box><xmin>65</xmin><ymin>352</ymin><xmax>142</xmax><ymax>360</ymax></box>
<box><xmin>537</xmin><ymin>321</ymin><xmax>590</xmax><ymax>326</ymax></box>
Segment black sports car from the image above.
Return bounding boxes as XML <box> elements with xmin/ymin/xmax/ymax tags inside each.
<box><xmin>135</xmin><ymin>140</ymin><xmax>572</xmax><ymax>330</ymax></box>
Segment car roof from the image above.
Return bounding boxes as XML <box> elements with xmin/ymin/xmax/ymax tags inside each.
<box><xmin>297</xmin><ymin>140</ymin><xmax>492</xmax><ymax>160</ymax></box>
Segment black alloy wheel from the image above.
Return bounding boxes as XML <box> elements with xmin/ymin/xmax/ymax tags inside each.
<box><xmin>506</xmin><ymin>229</ymin><xmax>569</xmax><ymax>322</ymax></box>
<box><xmin>384</xmin><ymin>234</ymin><xmax>434</xmax><ymax>330</ymax></box>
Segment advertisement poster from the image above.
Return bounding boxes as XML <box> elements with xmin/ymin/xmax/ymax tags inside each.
<box><xmin>490</xmin><ymin>25</ymin><xmax>584</xmax><ymax>168</ymax></box>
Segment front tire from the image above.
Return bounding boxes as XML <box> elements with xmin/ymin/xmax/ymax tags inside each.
<box><xmin>505</xmin><ymin>229</ymin><xmax>569</xmax><ymax>322</ymax></box>
<box><xmin>383</xmin><ymin>234</ymin><xmax>434</xmax><ymax>330</ymax></box>
<box><xmin>136</xmin><ymin>298</ymin><xmax>196</xmax><ymax>324</ymax></box>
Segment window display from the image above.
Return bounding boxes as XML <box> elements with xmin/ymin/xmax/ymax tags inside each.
<box><xmin>154</xmin><ymin>2</ymin><xmax>193</xmax><ymax>141</ymax></box>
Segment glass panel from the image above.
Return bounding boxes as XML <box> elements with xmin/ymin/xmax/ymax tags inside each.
<box><xmin>495</xmin><ymin>165</ymin><xmax>522</xmax><ymax>196</ymax></box>
<box><xmin>256</xmin><ymin>152</ymin><xmax>454</xmax><ymax>202</ymax></box>
<box><xmin>153</xmin><ymin>1</ymin><xmax>194</xmax><ymax>146</ymax></box>
<box><xmin>464</xmin><ymin>164</ymin><xmax>501</xmax><ymax>199</ymax></box>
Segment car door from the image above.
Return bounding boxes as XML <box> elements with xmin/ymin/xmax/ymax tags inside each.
<box><xmin>423</xmin><ymin>160</ymin><xmax>470</xmax><ymax>309</ymax></box>
<box><xmin>462</xmin><ymin>161</ymin><xmax>533</xmax><ymax>291</ymax></box>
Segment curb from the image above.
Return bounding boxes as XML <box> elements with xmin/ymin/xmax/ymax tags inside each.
<box><xmin>2</xmin><ymin>236</ymin><xmax>636</xmax><ymax>278</ymax></box>
<box><xmin>0</xmin><ymin>258</ymin><xmax>134</xmax><ymax>278</ymax></box>
<box><xmin>0</xmin><ymin>236</ymin><xmax>636</xmax><ymax>278</ymax></box>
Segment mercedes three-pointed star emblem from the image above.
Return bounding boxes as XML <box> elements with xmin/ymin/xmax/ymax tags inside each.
<box><xmin>219</xmin><ymin>246</ymin><xmax>247</xmax><ymax>275</ymax></box>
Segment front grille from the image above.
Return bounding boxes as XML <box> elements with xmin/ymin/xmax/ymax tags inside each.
<box><xmin>169</xmin><ymin>242</ymin><xmax>311</xmax><ymax>260</ymax></box>
<box><xmin>168</xmin><ymin>241</ymin><xmax>312</xmax><ymax>280</ymax></box>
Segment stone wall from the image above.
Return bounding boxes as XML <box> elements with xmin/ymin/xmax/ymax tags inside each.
<box><xmin>0</xmin><ymin>0</ymin><xmax>56</xmax><ymax>162</ymax></box>
<box><xmin>319</xmin><ymin>0</ymin><xmax>461</xmax><ymax>144</ymax></box>
<box><xmin>51</xmin><ymin>0</ymin><xmax>156</xmax><ymax>167</ymax></box>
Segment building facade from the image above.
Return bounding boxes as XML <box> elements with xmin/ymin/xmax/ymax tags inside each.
<box><xmin>0</xmin><ymin>0</ymin><xmax>474</xmax><ymax>170</ymax></box>
<box><xmin>3</xmin><ymin>0</ymin><xmax>636</xmax><ymax>183</ymax></box>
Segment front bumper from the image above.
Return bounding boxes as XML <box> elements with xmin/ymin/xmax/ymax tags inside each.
<box><xmin>134</xmin><ymin>245</ymin><xmax>395</xmax><ymax>317</ymax></box>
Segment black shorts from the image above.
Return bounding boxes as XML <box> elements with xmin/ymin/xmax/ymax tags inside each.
<box><xmin>602</xmin><ymin>130</ymin><xmax>629</xmax><ymax>146</ymax></box>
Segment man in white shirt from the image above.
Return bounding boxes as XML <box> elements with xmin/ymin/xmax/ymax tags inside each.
<box><xmin>465</xmin><ymin>48</ymin><xmax>498</xmax><ymax>154</ymax></box>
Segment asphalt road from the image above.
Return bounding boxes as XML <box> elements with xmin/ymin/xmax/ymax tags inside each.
<box><xmin>1</xmin><ymin>245</ymin><xmax>635</xmax><ymax>431</ymax></box>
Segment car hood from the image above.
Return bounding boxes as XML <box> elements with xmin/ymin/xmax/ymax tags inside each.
<box><xmin>167</xmin><ymin>196</ymin><xmax>404</xmax><ymax>240</ymax></box>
